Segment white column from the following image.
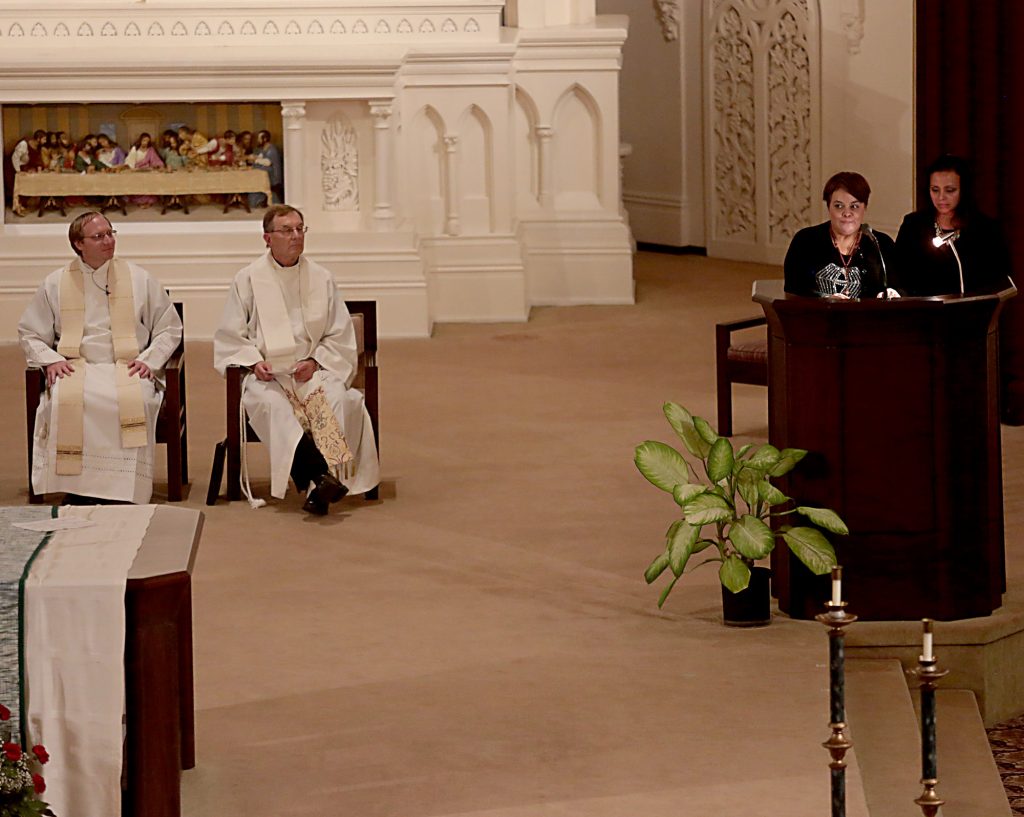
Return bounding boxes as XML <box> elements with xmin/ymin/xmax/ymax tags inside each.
<box><xmin>443</xmin><ymin>134</ymin><xmax>460</xmax><ymax>236</ymax></box>
<box><xmin>281</xmin><ymin>100</ymin><xmax>306</xmax><ymax>209</ymax></box>
<box><xmin>368</xmin><ymin>100</ymin><xmax>396</xmax><ymax>231</ymax></box>
<box><xmin>535</xmin><ymin>126</ymin><xmax>554</xmax><ymax>208</ymax></box>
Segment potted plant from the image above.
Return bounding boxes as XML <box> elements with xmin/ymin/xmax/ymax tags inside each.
<box><xmin>634</xmin><ymin>403</ymin><xmax>848</xmax><ymax>625</ymax></box>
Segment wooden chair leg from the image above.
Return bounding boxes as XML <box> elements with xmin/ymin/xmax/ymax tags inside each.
<box><xmin>715</xmin><ymin>325</ymin><xmax>734</xmax><ymax>437</ymax></box>
<box><xmin>206</xmin><ymin>441</ymin><xmax>226</xmax><ymax>507</ymax></box>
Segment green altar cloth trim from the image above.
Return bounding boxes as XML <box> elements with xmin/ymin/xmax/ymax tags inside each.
<box><xmin>0</xmin><ymin>507</ymin><xmax>56</xmax><ymax>746</ymax></box>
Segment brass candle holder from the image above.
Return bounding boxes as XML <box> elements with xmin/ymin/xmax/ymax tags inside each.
<box><xmin>909</xmin><ymin>620</ymin><xmax>948</xmax><ymax>817</ymax></box>
<box><xmin>816</xmin><ymin>566</ymin><xmax>857</xmax><ymax>817</ymax></box>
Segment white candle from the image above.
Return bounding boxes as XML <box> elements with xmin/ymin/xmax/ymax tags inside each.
<box><xmin>831</xmin><ymin>565</ymin><xmax>842</xmax><ymax>606</ymax></box>
<box><xmin>922</xmin><ymin>619</ymin><xmax>934</xmax><ymax>662</ymax></box>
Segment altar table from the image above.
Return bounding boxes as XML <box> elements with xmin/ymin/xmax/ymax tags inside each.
<box><xmin>6</xmin><ymin>505</ymin><xmax>201</xmax><ymax>817</ymax></box>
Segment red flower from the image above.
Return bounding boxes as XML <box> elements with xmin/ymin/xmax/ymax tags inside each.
<box><xmin>3</xmin><ymin>742</ymin><xmax>21</xmax><ymax>762</ymax></box>
<box><xmin>31</xmin><ymin>745</ymin><xmax>49</xmax><ymax>764</ymax></box>
<box><xmin>0</xmin><ymin>705</ymin><xmax>9</xmax><ymax>722</ymax></box>
<box><xmin>31</xmin><ymin>773</ymin><xmax>45</xmax><ymax>794</ymax></box>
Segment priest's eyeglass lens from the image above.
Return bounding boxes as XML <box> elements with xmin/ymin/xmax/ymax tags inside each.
<box><xmin>84</xmin><ymin>230</ymin><xmax>117</xmax><ymax>241</ymax></box>
<box><xmin>271</xmin><ymin>227</ymin><xmax>308</xmax><ymax>235</ymax></box>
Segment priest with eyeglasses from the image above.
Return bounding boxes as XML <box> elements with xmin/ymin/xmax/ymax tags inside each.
<box><xmin>214</xmin><ymin>204</ymin><xmax>379</xmax><ymax>514</ymax></box>
<box><xmin>18</xmin><ymin>212</ymin><xmax>183</xmax><ymax>503</ymax></box>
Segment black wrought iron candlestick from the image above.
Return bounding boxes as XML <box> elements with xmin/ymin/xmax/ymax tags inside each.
<box><xmin>816</xmin><ymin>565</ymin><xmax>857</xmax><ymax>817</ymax></box>
<box><xmin>909</xmin><ymin>619</ymin><xmax>948</xmax><ymax>817</ymax></box>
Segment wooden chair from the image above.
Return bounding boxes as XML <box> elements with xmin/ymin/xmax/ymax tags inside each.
<box><xmin>206</xmin><ymin>300</ymin><xmax>379</xmax><ymax>505</ymax></box>
<box><xmin>715</xmin><ymin>316</ymin><xmax>768</xmax><ymax>437</ymax></box>
<box><xmin>26</xmin><ymin>301</ymin><xmax>188</xmax><ymax>503</ymax></box>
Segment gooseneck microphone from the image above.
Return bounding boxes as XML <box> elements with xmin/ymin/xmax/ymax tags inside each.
<box><xmin>861</xmin><ymin>224</ymin><xmax>889</xmax><ymax>299</ymax></box>
<box><xmin>932</xmin><ymin>230</ymin><xmax>964</xmax><ymax>295</ymax></box>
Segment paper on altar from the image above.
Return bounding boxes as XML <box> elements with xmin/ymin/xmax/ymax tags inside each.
<box><xmin>11</xmin><ymin>517</ymin><xmax>96</xmax><ymax>533</ymax></box>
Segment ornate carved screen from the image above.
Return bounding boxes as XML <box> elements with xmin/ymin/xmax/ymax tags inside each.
<box><xmin>703</xmin><ymin>0</ymin><xmax>820</xmax><ymax>264</ymax></box>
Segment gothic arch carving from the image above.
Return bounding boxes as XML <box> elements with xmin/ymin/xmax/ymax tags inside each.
<box><xmin>514</xmin><ymin>87</ymin><xmax>541</xmax><ymax>205</ymax></box>
<box><xmin>410</xmin><ymin>106</ymin><xmax>446</xmax><ymax>234</ymax></box>
<box><xmin>552</xmin><ymin>83</ymin><xmax>602</xmax><ymax>208</ymax></box>
<box><xmin>456</xmin><ymin>105</ymin><xmax>495</xmax><ymax>234</ymax></box>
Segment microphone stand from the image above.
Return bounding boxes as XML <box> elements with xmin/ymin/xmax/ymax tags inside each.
<box><xmin>933</xmin><ymin>232</ymin><xmax>964</xmax><ymax>295</ymax></box>
<box><xmin>862</xmin><ymin>225</ymin><xmax>889</xmax><ymax>299</ymax></box>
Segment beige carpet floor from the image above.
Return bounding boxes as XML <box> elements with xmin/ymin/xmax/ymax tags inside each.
<box><xmin>4</xmin><ymin>251</ymin><xmax>1022</xmax><ymax>815</ymax></box>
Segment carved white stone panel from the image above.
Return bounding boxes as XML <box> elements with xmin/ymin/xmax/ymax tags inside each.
<box><xmin>320</xmin><ymin>115</ymin><xmax>360</xmax><ymax>212</ymax></box>
<box><xmin>654</xmin><ymin>0</ymin><xmax>679</xmax><ymax>42</ymax></box>
<box><xmin>705</xmin><ymin>0</ymin><xmax>820</xmax><ymax>261</ymax></box>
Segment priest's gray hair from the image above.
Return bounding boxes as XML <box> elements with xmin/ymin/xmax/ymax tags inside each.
<box><xmin>262</xmin><ymin>204</ymin><xmax>303</xmax><ymax>234</ymax></box>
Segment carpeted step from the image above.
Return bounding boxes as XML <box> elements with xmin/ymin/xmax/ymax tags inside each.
<box><xmin>846</xmin><ymin>658</ymin><xmax>1011</xmax><ymax>817</ymax></box>
<box><xmin>846</xmin><ymin>659</ymin><xmax>922</xmax><ymax>817</ymax></box>
<box><xmin>934</xmin><ymin>689</ymin><xmax>1012</xmax><ymax>817</ymax></box>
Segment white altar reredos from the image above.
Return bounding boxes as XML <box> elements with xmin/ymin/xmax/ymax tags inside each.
<box><xmin>0</xmin><ymin>0</ymin><xmax>632</xmax><ymax>338</ymax></box>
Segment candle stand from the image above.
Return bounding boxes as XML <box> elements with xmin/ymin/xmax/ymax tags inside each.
<box><xmin>909</xmin><ymin>632</ymin><xmax>948</xmax><ymax>817</ymax></box>
<box><xmin>816</xmin><ymin>597</ymin><xmax>857</xmax><ymax>817</ymax></box>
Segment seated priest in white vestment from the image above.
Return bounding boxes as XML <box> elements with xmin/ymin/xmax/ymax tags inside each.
<box><xmin>18</xmin><ymin>212</ymin><xmax>183</xmax><ymax>504</ymax></box>
<box><xmin>213</xmin><ymin>204</ymin><xmax>379</xmax><ymax>514</ymax></box>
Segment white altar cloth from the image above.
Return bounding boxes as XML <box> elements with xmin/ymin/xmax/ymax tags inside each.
<box><xmin>23</xmin><ymin>505</ymin><xmax>155</xmax><ymax>817</ymax></box>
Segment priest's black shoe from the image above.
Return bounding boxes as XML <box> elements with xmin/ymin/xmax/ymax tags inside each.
<box><xmin>302</xmin><ymin>473</ymin><xmax>349</xmax><ymax>515</ymax></box>
<box><xmin>315</xmin><ymin>472</ymin><xmax>348</xmax><ymax>504</ymax></box>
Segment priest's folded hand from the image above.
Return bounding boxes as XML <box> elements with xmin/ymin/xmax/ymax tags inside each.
<box><xmin>253</xmin><ymin>361</ymin><xmax>274</xmax><ymax>381</ymax></box>
<box><xmin>293</xmin><ymin>359</ymin><xmax>317</xmax><ymax>383</ymax></box>
<box><xmin>127</xmin><ymin>359</ymin><xmax>152</xmax><ymax>380</ymax></box>
<box><xmin>45</xmin><ymin>360</ymin><xmax>74</xmax><ymax>387</ymax></box>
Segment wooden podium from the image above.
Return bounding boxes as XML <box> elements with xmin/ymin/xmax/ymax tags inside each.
<box><xmin>754</xmin><ymin>280</ymin><xmax>1015</xmax><ymax>620</ymax></box>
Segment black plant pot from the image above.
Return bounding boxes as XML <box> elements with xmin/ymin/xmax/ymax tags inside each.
<box><xmin>721</xmin><ymin>565</ymin><xmax>771</xmax><ymax>627</ymax></box>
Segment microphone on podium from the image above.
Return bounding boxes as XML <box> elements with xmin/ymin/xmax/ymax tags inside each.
<box><xmin>932</xmin><ymin>229</ymin><xmax>964</xmax><ymax>295</ymax></box>
<box><xmin>861</xmin><ymin>224</ymin><xmax>892</xmax><ymax>299</ymax></box>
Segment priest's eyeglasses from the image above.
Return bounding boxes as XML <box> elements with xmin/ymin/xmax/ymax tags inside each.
<box><xmin>83</xmin><ymin>230</ymin><xmax>117</xmax><ymax>241</ymax></box>
<box><xmin>269</xmin><ymin>226</ymin><xmax>308</xmax><ymax>235</ymax></box>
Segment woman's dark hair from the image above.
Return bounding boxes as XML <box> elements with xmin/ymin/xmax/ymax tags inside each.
<box><xmin>822</xmin><ymin>172</ymin><xmax>871</xmax><ymax>205</ymax></box>
<box><xmin>924</xmin><ymin>154</ymin><xmax>976</xmax><ymax>220</ymax></box>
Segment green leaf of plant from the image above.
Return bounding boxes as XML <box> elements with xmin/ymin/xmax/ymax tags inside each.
<box><xmin>737</xmin><ymin>468</ymin><xmax>760</xmax><ymax>510</ymax></box>
<box><xmin>769</xmin><ymin>447</ymin><xmax>808</xmax><ymax>477</ymax></box>
<box><xmin>693</xmin><ymin>539</ymin><xmax>715</xmax><ymax>555</ymax></box>
<box><xmin>683</xmin><ymin>493</ymin><xmax>733</xmax><ymax>526</ymax></box>
<box><xmin>644</xmin><ymin>551</ymin><xmax>670</xmax><ymax>584</ymax></box>
<box><xmin>736</xmin><ymin>443</ymin><xmax>754</xmax><ymax>459</ymax></box>
<box><xmin>673</xmin><ymin>483</ymin><xmax>706</xmax><ymax>506</ymax></box>
<box><xmin>634</xmin><ymin>440</ymin><xmax>691</xmax><ymax>492</ymax></box>
<box><xmin>657</xmin><ymin>575</ymin><xmax>680</xmax><ymax>608</ymax></box>
<box><xmin>728</xmin><ymin>514</ymin><xmax>776</xmax><ymax>560</ymax></box>
<box><xmin>796</xmin><ymin>507</ymin><xmax>850</xmax><ymax>536</ymax></box>
<box><xmin>758</xmin><ymin>479</ymin><xmax>789</xmax><ymax>507</ymax></box>
<box><xmin>694</xmin><ymin>416</ymin><xmax>719</xmax><ymax>445</ymax></box>
<box><xmin>748</xmin><ymin>443</ymin><xmax>782</xmax><ymax>469</ymax></box>
<box><xmin>668</xmin><ymin>521</ymin><xmax>700</xmax><ymax>576</ymax></box>
<box><xmin>707</xmin><ymin>437</ymin><xmax>734</xmax><ymax>483</ymax></box>
<box><xmin>664</xmin><ymin>402</ymin><xmax>711</xmax><ymax>459</ymax></box>
<box><xmin>719</xmin><ymin>555</ymin><xmax>751</xmax><ymax>593</ymax></box>
<box><xmin>782</xmin><ymin>527</ymin><xmax>837</xmax><ymax>575</ymax></box>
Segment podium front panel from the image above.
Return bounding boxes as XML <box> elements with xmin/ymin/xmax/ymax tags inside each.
<box><xmin>754</xmin><ymin>280</ymin><xmax>1010</xmax><ymax>620</ymax></box>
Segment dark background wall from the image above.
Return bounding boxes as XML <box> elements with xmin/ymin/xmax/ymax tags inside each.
<box><xmin>916</xmin><ymin>0</ymin><xmax>1024</xmax><ymax>421</ymax></box>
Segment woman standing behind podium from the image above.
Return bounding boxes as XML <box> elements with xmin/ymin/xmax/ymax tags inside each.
<box><xmin>894</xmin><ymin>154</ymin><xmax>1012</xmax><ymax>296</ymax></box>
<box><xmin>784</xmin><ymin>171</ymin><xmax>896</xmax><ymax>299</ymax></box>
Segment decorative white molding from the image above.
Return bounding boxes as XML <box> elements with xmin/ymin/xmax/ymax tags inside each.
<box><xmin>654</xmin><ymin>0</ymin><xmax>679</xmax><ymax>42</ymax></box>
<box><xmin>0</xmin><ymin>3</ymin><xmax>503</xmax><ymax>47</ymax></box>
<box><xmin>442</xmin><ymin>134</ymin><xmax>461</xmax><ymax>236</ymax></box>
<box><xmin>320</xmin><ymin>115</ymin><xmax>359</xmax><ymax>211</ymax></box>
<box><xmin>839</xmin><ymin>0</ymin><xmax>865</xmax><ymax>55</ymax></box>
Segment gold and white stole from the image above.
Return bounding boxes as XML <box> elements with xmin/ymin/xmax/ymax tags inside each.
<box><xmin>251</xmin><ymin>255</ymin><xmax>351</xmax><ymax>474</ymax></box>
<box><xmin>54</xmin><ymin>258</ymin><xmax>146</xmax><ymax>475</ymax></box>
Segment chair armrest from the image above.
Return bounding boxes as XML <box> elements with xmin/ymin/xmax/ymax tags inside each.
<box><xmin>716</xmin><ymin>315</ymin><xmax>767</xmax><ymax>334</ymax></box>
